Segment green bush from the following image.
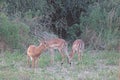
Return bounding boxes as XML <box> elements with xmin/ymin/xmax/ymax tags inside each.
<box><xmin>67</xmin><ymin>1</ymin><xmax>120</xmax><ymax>50</ymax></box>
<box><xmin>67</xmin><ymin>24</ymin><xmax>81</xmax><ymax>40</ymax></box>
<box><xmin>0</xmin><ymin>13</ymin><xmax>19</xmax><ymax>47</ymax></box>
<box><xmin>0</xmin><ymin>12</ymin><xmax>30</xmax><ymax>52</ymax></box>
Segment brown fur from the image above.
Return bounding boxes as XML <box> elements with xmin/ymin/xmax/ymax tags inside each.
<box><xmin>69</xmin><ymin>39</ymin><xmax>85</xmax><ymax>63</ymax></box>
<box><xmin>44</xmin><ymin>38</ymin><xmax>69</xmax><ymax>64</ymax></box>
<box><xmin>27</xmin><ymin>42</ymin><xmax>46</xmax><ymax>68</ymax></box>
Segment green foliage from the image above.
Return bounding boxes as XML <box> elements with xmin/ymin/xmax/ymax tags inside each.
<box><xmin>0</xmin><ymin>13</ymin><xmax>19</xmax><ymax>48</ymax></box>
<box><xmin>0</xmin><ymin>0</ymin><xmax>120</xmax><ymax>51</ymax></box>
<box><xmin>97</xmin><ymin>50</ymin><xmax>120</xmax><ymax>65</ymax></box>
<box><xmin>0</xmin><ymin>12</ymin><xmax>30</xmax><ymax>51</ymax></box>
<box><xmin>5</xmin><ymin>0</ymin><xmax>48</xmax><ymax>17</ymax></box>
<box><xmin>67</xmin><ymin>24</ymin><xmax>81</xmax><ymax>40</ymax></box>
<box><xmin>79</xmin><ymin>1</ymin><xmax>120</xmax><ymax>49</ymax></box>
<box><xmin>66</xmin><ymin>0</ymin><xmax>120</xmax><ymax>50</ymax></box>
<box><xmin>0</xmin><ymin>0</ymin><xmax>5</xmax><ymax>8</ymax></box>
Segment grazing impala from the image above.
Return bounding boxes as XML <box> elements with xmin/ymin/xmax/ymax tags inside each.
<box><xmin>27</xmin><ymin>41</ymin><xmax>47</xmax><ymax>68</ymax></box>
<box><xmin>69</xmin><ymin>39</ymin><xmax>85</xmax><ymax>64</ymax></box>
<box><xmin>43</xmin><ymin>38</ymin><xmax>69</xmax><ymax>65</ymax></box>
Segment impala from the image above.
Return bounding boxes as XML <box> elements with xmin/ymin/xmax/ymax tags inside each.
<box><xmin>43</xmin><ymin>38</ymin><xmax>69</xmax><ymax>65</ymax></box>
<box><xmin>69</xmin><ymin>39</ymin><xmax>85</xmax><ymax>64</ymax></box>
<box><xmin>27</xmin><ymin>41</ymin><xmax>47</xmax><ymax>68</ymax></box>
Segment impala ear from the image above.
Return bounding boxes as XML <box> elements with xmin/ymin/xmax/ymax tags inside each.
<box><xmin>40</xmin><ymin>39</ymin><xmax>46</xmax><ymax>43</ymax></box>
<box><xmin>43</xmin><ymin>41</ymin><xmax>47</xmax><ymax>45</ymax></box>
<box><xmin>43</xmin><ymin>41</ymin><xmax>48</xmax><ymax>48</ymax></box>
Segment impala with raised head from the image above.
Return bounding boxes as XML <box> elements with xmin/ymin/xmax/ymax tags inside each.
<box><xmin>44</xmin><ymin>38</ymin><xmax>69</xmax><ymax>65</ymax></box>
<box><xmin>27</xmin><ymin>41</ymin><xmax>47</xmax><ymax>68</ymax></box>
<box><xmin>69</xmin><ymin>39</ymin><xmax>85</xmax><ymax>64</ymax></box>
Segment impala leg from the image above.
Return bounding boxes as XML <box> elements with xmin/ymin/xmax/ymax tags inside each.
<box><xmin>64</xmin><ymin>46</ymin><xmax>70</xmax><ymax>64</ymax></box>
<box><xmin>69</xmin><ymin>50</ymin><xmax>75</xmax><ymax>64</ymax></box>
<box><xmin>35</xmin><ymin>58</ymin><xmax>38</xmax><ymax>68</ymax></box>
<box><xmin>78</xmin><ymin>52</ymin><xmax>81</xmax><ymax>61</ymax></box>
<box><xmin>35</xmin><ymin>58</ymin><xmax>39</xmax><ymax>68</ymax></box>
<box><xmin>27</xmin><ymin>55</ymin><xmax>31</xmax><ymax>67</ymax></box>
<box><xmin>50</xmin><ymin>49</ymin><xmax>54</xmax><ymax>64</ymax></box>
<box><xmin>78</xmin><ymin>51</ymin><xmax>81</xmax><ymax>61</ymax></box>
<box><xmin>59</xmin><ymin>49</ymin><xmax>65</xmax><ymax>65</ymax></box>
<box><xmin>32</xmin><ymin>58</ymin><xmax>35</xmax><ymax>68</ymax></box>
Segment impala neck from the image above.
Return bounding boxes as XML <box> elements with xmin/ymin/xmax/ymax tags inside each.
<box><xmin>37</xmin><ymin>43</ymin><xmax>46</xmax><ymax>52</ymax></box>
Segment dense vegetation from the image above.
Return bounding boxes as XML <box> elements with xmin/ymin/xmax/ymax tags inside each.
<box><xmin>0</xmin><ymin>0</ymin><xmax>120</xmax><ymax>51</ymax></box>
<box><xmin>0</xmin><ymin>0</ymin><xmax>120</xmax><ymax>80</ymax></box>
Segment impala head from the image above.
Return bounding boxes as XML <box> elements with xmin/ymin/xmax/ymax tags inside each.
<box><xmin>39</xmin><ymin>40</ymin><xmax>48</xmax><ymax>49</ymax></box>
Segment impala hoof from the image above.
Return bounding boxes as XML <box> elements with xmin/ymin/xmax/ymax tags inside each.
<box><xmin>61</xmin><ymin>63</ymin><xmax>63</xmax><ymax>66</ymax></box>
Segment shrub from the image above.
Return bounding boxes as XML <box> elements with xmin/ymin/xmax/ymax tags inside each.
<box><xmin>80</xmin><ymin>2</ymin><xmax>120</xmax><ymax>50</ymax></box>
<box><xmin>0</xmin><ymin>12</ymin><xmax>30</xmax><ymax>52</ymax></box>
<box><xmin>67</xmin><ymin>1</ymin><xmax>120</xmax><ymax>50</ymax></box>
